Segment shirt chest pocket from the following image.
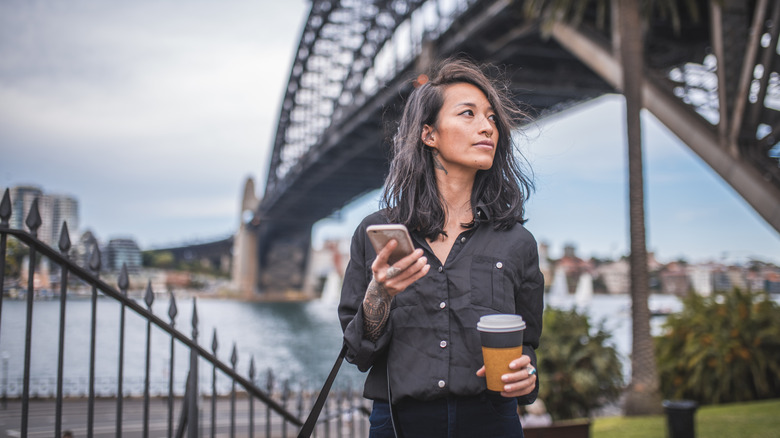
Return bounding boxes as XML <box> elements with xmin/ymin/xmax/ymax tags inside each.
<box><xmin>470</xmin><ymin>256</ymin><xmax>515</xmax><ymax>313</ymax></box>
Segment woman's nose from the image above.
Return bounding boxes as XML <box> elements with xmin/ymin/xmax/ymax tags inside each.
<box><xmin>480</xmin><ymin>116</ymin><xmax>494</xmax><ymax>137</ymax></box>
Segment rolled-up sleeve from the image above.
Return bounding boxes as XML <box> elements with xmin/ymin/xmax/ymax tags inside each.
<box><xmin>338</xmin><ymin>217</ymin><xmax>393</xmax><ymax>372</ymax></box>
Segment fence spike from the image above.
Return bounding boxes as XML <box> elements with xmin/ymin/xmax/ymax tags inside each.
<box><xmin>25</xmin><ymin>198</ymin><xmax>42</xmax><ymax>236</ymax></box>
<box><xmin>58</xmin><ymin>222</ymin><xmax>71</xmax><ymax>253</ymax></box>
<box><xmin>266</xmin><ymin>368</ymin><xmax>274</xmax><ymax>392</ymax></box>
<box><xmin>230</xmin><ymin>343</ymin><xmax>238</xmax><ymax>367</ymax></box>
<box><xmin>211</xmin><ymin>328</ymin><xmax>218</xmax><ymax>354</ymax></box>
<box><xmin>296</xmin><ymin>386</ymin><xmax>304</xmax><ymax>414</ymax></box>
<box><xmin>88</xmin><ymin>243</ymin><xmax>101</xmax><ymax>272</ymax></box>
<box><xmin>249</xmin><ymin>357</ymin><xmax>256</xmax><ymax>380</ymax></box>
<box><xmin>0</xmin><ymin>188</ymin><xmax>11</xmax><ymax>226</ymax></box>
<box><xmin>144</xmin><ymin>281</ymin><xmax>154</xmax><ymax>308</ymax></box>
<box><xmin>168</xmin><ymin>291</ymin><xmax>178</xmax><ymax>321</ymax></box>
<box><xmin>191</xmin><ymin>298</ymin><xmax>199</xmax><ymax>340</ymax></box>
<box><xmin>117</xmin><ymin>264</ymin><xmax>129</xmax><ymax>293</ymax></box>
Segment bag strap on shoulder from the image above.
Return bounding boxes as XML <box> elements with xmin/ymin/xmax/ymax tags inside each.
<box><xmin>297</xmin><ymin>344</ymin><xmax>348</xmax><ymax>438</ymax></box>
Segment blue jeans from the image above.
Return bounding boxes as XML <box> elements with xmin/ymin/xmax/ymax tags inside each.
<box><xmin>369</xmin><ymin>393</ymin><xmax>524</xmax><ymax>438</ymax></box>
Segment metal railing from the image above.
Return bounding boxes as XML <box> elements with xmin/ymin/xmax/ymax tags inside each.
<box><xmin>0</xmin><ymin>188</ymin><xmax>369</xmax><ymax>437</ymax></box>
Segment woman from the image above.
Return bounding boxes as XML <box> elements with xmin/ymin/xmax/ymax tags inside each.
<box><xmin>338</xmin><ymin>58</ymin><xmax>544</xmax><ymax>437</ymax></box>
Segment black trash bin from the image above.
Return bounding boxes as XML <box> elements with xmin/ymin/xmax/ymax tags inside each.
<box><xmin>663</xmin><ymin>399</ymin><xmax>698</xmax><ymax>438</ymax></box>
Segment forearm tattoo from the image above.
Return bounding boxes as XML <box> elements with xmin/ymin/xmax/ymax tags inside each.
<box><xmin>362</xmin><ymin>278</ymin><xmax>392</xmax><ymax>342</ymax></box>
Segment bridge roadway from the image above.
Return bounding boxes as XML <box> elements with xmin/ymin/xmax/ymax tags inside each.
<box><xmin>0</xmin><ymin>396</ymin><xmax>368</xmax><ymax>437</ymax></box>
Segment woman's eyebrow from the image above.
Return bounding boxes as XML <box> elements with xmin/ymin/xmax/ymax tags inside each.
<box><xmin>454</xmin><ymin>102</ymin><xmax>494</xmax><ymax>111</ymax></box>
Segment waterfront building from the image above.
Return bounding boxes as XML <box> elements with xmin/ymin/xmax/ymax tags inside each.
<box><xmin>106</xmin><ymin>238</ymin><xmax>142</xmax><ymax>274</ymax></box>
<box><xmin>712</xmin><ymin>265</ymin><xmax>732</xmax><ymax>292</ymax></box>
<box><xmin>726</xmin><ymin>266</ymin><xmax>748</xmax><ymax>291</ymax></box>
<box><xmin>597</xmin><ymin>258</ymin><xmax>630</xmax><ymax>294</ymax></box>
<box><xmin>538</xmin><ymin>241</ymin><xmax>553</xmax><ymax>290</ymax></box>
<box><xmin>659</xmin><ymin>262</ymin><xmax>690</xmax><ymax>296</ymax></box>
<box><xmin>766</xmin><ymin>272</ymin><xmax>780</xmax><ymax>294</ymax></box>
<box><xmin>555</xmin><ymin>243</ymin><xmax>593</xmax><ymax>293</ymax></box>
<box><xmin>49</xmin><ymin>194</ymin><xmax>79</xmax><ymax>244</ymax></box>
<box><xmin>8</xmin><ymin>185</ymin><xmax>42</xmax><ymax>230</ymax></box>
<box><xmin>745</xmin><ymin>269</ymin><xmax>765</xmax><ymax>292</ymax></box>
<box><xmin>7</xmin><ymin>185</ymin><xmax>79</xmax><ymax>247</ymax></box>
<box><xmin>688</xmin><ymin>264</ymin><xmax>714</xmax><ymax>296</ymax></box>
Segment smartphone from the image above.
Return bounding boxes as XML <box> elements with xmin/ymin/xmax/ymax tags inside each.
<box><xmin>366</xmin><ymin>224</ymin><xmax>415</xmax><ymax>265</ymax></box>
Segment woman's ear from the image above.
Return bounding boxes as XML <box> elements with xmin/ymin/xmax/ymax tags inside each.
<box><xmin>421</xmin><ymin>124</ymin><xmax>435</xmax><ymax>147</ymax></box>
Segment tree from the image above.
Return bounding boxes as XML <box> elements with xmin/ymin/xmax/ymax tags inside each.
<box><xmin>521</xmin><ymin>0</ymin><xmax>702</xmax><ymax>415</ymax></box>
<box><xmin>142</xmin><ymin>250</ymin><xmax>175</xmax><ymax>269</ymax></box>
<box><xmin>616</xmin><ymin>0</ymin><xmax>661</xmax><ymax>416</ymax></box>
<box><xmin>656</xmin><ymin>288</ymin><xmax>780</xmax><ymax>404</ymax></box>
<box><xmin>3</xmin><ymin>236</ymin><xmax>28</xmax><ymax>278</ymax></box>
<box><xmin>537</xmin><ymin>308</ymin><xmax>624</xmax><ymax>421</ymax></box>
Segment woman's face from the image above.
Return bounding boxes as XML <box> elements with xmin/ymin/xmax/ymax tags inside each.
<box><xmin>421</xmin><ymin>82</ymin><xmax>498</xmax><ymax>175</ymax></box>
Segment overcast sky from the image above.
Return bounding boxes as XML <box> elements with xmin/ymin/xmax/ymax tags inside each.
<box><xmin>2</xmin><ymin>0</ymin><xmax>779</xmax><ymax>265</ymax></box>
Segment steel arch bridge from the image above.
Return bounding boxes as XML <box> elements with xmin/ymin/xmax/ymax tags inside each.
<box><xmin>238</xmin><ymin>0</ymin><xmax>780</xmax><ymax>296</ymax></box>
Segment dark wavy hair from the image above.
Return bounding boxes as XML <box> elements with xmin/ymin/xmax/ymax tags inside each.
<box><xmin>381</xmin><ymin>57</ymin><xmax>535</xmax><ymax>240</ymax></box>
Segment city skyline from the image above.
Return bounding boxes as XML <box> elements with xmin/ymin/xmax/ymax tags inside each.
<box><xmin>1</xmin><ymin>1</ymin><xmax>779</xmax><ymax>266</ymax></box>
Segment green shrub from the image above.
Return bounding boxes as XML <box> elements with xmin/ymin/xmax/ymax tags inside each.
<box><xmin>537</xmin><ymin>308</ymin><xmax>624</xmax><ymax>420</ymax></box>
<box><xmin>655</xmin><ymin>288</ymin><xmax>780</xmax><ymax>404</ymax></box>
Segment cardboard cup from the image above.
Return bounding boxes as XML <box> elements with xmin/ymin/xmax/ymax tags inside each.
<box><xmin>477</xmin><ymin>314</ymin><xmax>526</xmax><ymax>392</ymax></box>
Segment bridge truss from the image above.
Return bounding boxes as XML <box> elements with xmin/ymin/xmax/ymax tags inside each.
<box><xmin>249</xmin><ymin>0</ymin><xmax>780</xmax><ymax>295</ymax></box>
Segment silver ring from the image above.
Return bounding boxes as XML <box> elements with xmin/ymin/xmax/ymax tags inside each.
<box><xmin>386</xmin><ymin>266</ymin><xmax>401</xmax><ymax>279</ymax></box>
<box><xmin>527</xmin><ymin>365</ymin><xmax>537</xmax><ymax>376</ymax></box>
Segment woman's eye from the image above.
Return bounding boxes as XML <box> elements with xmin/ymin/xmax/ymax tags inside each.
<box><xmin>460</xmin><ymin>109</ymin><xmax>474</xmax><ymax>116</ymax></box>
<box><xmin>488</xmin><ymin>114</ymin><xmax>497</xmax><ymax>122</ymax></box>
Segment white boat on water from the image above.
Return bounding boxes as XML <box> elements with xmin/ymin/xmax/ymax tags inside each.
<box><xmin>547</xmin><ymin>265</ymin><xmax>570</xmax><ymax>308</ymax></box>
<box><xmin>574</xmin><ymin>272</ymin><xmax>594</xmax><ymax>309</ymax></box>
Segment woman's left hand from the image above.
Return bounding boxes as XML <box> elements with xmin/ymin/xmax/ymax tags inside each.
<box><xmin>476</xmin><ymin>354</ymin><xmax>537</xmax><ymax>398</ymax></box>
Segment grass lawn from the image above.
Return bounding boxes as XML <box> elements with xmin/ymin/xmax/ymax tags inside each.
<box><xmin>592</xmin><ymin>398</ymin><xmax>780</xmax><ymax>438</ymax></box>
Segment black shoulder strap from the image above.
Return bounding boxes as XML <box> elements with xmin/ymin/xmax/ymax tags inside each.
<box><xmin>297</xmin><ymin>344</ymin><xmax>348</xmax><ymax>438</ymax></box>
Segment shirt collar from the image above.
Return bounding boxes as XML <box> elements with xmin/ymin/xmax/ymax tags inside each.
<box><xmin>475</xmin><ymin>201</ymin><xmax>491</xmax><ymax>222</ymax></box>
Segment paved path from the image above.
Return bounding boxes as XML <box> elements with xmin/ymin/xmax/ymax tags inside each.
<box><xmin>0</xmin><ymin>397</ymin><xmax>369</xmax><ymax>438</ymax></box>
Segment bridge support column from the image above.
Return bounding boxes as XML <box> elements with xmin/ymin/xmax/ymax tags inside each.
<box><xmin>232</xmin><ymin>178</ymin><xmax>260</xmax><ymax>299</ymax></box>
<box><xmin>256</xmin><ymin>222</ymin><xmax>314</xmax><ymax>299</ymax></box>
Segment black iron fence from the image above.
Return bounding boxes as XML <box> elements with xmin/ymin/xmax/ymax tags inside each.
<box><xmin>0</xmin><ymin>188</ymin><xmax>369</xmax><ymax>437</ymax></box>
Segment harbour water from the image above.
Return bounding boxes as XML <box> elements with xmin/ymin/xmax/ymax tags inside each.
<box><xmin>0</xmin><ymin>292</ymin><xmax>681</xmax><ymax>397</ymax></box>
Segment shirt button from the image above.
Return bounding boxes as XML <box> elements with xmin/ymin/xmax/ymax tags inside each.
<box><xmin>438</xmin><ymin>266</ymin><xmax>443</xmax><ymax>273</ymax></box>
<box><xmin>496</xmin><ymin>261</ymin><xmax>503</xmax><ymax>269</ymax></box>
<box><xmin>438</xmin><ymin>380</ymin><xmax>446</xmax><ymax>388</ymax></box>
<box><xmin>460</xmin><ymin>237</ymin><xmax>466</xmax><ymax>243</ymax></box>
<box><xmin>439</xmin><ymin>301</ymin><xmax>446</xmax><ymax>309</ymax></box>
<box><xmin>440</xmin><ymin>340</ymin><xmax>447</xmax><ymax>348</ymax></box>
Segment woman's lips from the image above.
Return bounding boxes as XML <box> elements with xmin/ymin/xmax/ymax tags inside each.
<box><xmin>474</xmin><ymin>140</ymin><xmax>495</xmax><ymax>148</ymax></box>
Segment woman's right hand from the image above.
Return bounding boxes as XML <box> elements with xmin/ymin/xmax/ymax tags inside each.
<box><xmin>371</xmin><ymin>239</ymin><xmax>430</xmax><ymax>297</ymax></box>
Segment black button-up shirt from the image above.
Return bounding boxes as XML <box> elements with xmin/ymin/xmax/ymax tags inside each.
<box><xmin>338</xmin><ymin>207</ymin><xmax>544</xmax><ymax>404</ymax></box>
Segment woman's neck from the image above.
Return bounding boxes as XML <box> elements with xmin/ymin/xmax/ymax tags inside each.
<box><xmin>427</xmin><ymin>173</ymin><xmax>474</xmax><ymax>265</ymax></box>
<box><xmin>436</xmin><ymin>171</ymin><xmax>475</xmax><ymax>224</ymax></box>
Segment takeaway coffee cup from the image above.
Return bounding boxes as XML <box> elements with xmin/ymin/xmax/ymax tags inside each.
<box><xmin>477</xmin><ymin>314</ymin><xmax>526</xmax><ymax>392</ymax></box>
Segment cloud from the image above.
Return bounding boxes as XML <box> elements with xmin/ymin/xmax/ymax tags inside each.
<box><xmin>0</xmin><ymin>0</ymin><xmax>308</xmax><ymax>247</ymax></box>
<box><xmin>524</xmin><ymin>95</ymin><xmax>626</xmax><ymax>184</ymax></box>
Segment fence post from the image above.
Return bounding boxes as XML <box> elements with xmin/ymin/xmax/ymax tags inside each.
<box><xmin>249</xmin><ymin>357</ymin><xmax>256</xmax><ymax>438</ymax></box>
<box><xmin>22</xmin><ymin>199</ymin><xmax>42</xmax><ymax>438</ymax></box>
<box><xmin>0</xmin><ymin>189</ymin><xmax>10</xmax><ymax>412</ymax></box>
<box><xmin>188</xmin><ymin>298</ymin><xmax>199</xmax><ymax>438</ymax></box>
<box><xmin>144</xmin><ymin>281</ymin><xmax>155</xmax><ymax>438</ymax></box>
<box><xmin>230</xmin><ymin>343</ymin><xmax>238</xmax><ymax>437</ymax></box>
<box><xmin>55</xmin><ymin>222</ymin><xmax>71</xmax><ymax>438</ymax></box>
<box><xmin>211</xmin><ymin>329</ymin><xmax>219</xmax><ymax>438</ymax></box>
<box><xmin>168</xmin><ymin>291</ymin><xmax>179</xmax><ymax>438</ymax></box>
<box><xmin>117</xmin><ymin>264</ymin><xmax>129</xmax><ymax>438</ymax></box>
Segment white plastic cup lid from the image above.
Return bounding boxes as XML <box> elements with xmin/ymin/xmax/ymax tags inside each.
<box><xmin>477</xmin><ymin>314</ymin><xmax>526</xmax><ymax>333</ymax></box>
